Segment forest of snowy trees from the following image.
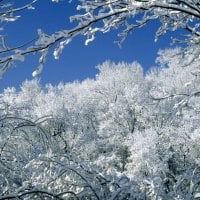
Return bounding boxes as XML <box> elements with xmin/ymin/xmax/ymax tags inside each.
<box><xmin>0</xmin><ymin>0</ymin><xmax>200</xmax><ymax>199</ymax></box>
<box><xmin>0</xmin><ymin>47</ymin><xmax>200</xmax><ymax>199</ymax></box>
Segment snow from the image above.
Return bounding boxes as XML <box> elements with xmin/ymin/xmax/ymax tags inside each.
<box><xmin>85</xmin><ymin>35</ymin><xmax>95</xmax><ymax>45</ymax></box>
<box><xmin>32</xmin><ymin>64</ymin><xmax>43</xmax><ymax>77</ymax></box>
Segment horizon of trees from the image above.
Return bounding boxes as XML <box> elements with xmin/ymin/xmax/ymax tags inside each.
<box><xmin>0</xmin><ymin>49</ymin><xmax>200</xmax><ymax>198</ymax></box>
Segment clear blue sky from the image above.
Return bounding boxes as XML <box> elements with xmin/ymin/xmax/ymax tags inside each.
<box><xmin>0</xmin><ymin>0</ymin><xmax>178</xmax><ymax>91</ymax></box>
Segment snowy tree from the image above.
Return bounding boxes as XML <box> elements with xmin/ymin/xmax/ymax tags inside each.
<box><xmin>0</xmin><ymin>54</ymin><xmax>200</xmax><ymax>198</ymax></box>
<box><xmin>0</xmin><ymin>0</ymin><xmax>200</xmax><ymax>77</ymax></box>
<box><xmin>0</xmin><ymin>0</ymin><xmax>37</xmax><ymax>77</ymax></box>
<box><xmin>0</xmin><ymin>0</ymin><xmax>200</xmax><ymax>199</ymax></box>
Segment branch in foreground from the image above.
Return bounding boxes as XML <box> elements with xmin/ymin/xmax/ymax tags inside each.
<box><xmin>0</xmin><ymin>189</ymin><xmax>65</xmax><ymax>200</ymax></box>
<box><xmin>0</xmin><ymin>0</ymin><xmax>199</xmax><ymax>77</ymax></box>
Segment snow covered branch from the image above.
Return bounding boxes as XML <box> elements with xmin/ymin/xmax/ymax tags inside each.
<box><xmin>0</xmin><ymin>0</ymin><xmax>37</xmax><ymax>23</ymax></box>
<box><xmin>0</xmin><ymin>189</ymin><xmax>65</xmax><ymax>200</ymax></box>
<box><xmin>0</xmin><ymin>0</ymin><xmax>199</xmax><ymax>77</ymax></box>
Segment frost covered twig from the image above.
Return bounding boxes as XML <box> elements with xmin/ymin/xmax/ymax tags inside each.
<box><xmin>0</xmin><ymin>0</ymin><xmax>200</xmax><ymax>77</ymax></box>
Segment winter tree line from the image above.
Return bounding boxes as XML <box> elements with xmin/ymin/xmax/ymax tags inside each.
<box><xmin>0</xmin><ymin>47</ymin><xmax>200</xmax><ymax>199</ymax></box>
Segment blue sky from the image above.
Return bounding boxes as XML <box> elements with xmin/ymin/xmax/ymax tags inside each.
<box><xmin>0</xmin><ymin>0</ymin><xmax>177</xmax><ymax>91</ymax></box>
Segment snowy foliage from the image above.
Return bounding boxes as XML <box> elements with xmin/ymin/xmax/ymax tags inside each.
<box><xmin>0</xmin><ymin>50</ymin><xmax>200</xmax><ymax>199</ymax></box>
<box><xmin>0</xmin><ymin>1</ymin><xmax>199</xmax><ymax>199</ymax></box>
<box><xmin>0</xmin><ymin>0</ymin><xmax>200</xmax><ymax>77</ymax></box>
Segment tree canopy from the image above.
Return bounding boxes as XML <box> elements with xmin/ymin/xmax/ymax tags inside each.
<box><xmin>0</xmin><ymin>56</ymin><xmax>200</xmax><ymax>199</ymax></box>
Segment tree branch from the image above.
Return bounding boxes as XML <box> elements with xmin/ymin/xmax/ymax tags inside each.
<box><xmin>0</xmin><ymin>189</ymin><xmax>65</xmax><ymax>200</ymax></box>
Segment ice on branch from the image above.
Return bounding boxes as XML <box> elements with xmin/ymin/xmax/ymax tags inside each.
<box><xmin>53</xmin><ymin>38</ymin><xmax>72</xmax><ymax>59</ymax></box>
<box><xmin>3</xmin><ymin>16</ymin><xmax>20</xmax><ymax>22</ymax></box>
<box><xmin>0</xmin><ymin>0</ymin><xmax>200</xmax><ymax>78</ymax></box>
<box><xmin>184</xmin><ymin>82</ymin><xmax>192</xmax><ymax>87</ymax></box>
<box><xmin>11</xmin><ymin>52</ymin><xmax>25</xmax><ymax>62</ymax></box>
<box><xmin>32</xmin><ymin>64</ymin><xmax>43</xmax><ymax>77</ymax></box>
<box><xmin>27</xmin><ymin>5</ymin><xmax>35</xmax><ymax>10</ymax></box>
<box><xmin>53</xmin><ymin>45</ymin><xmax>64</xmax><ymax>60</ymax></box>
<box><xmin>85</xmin><ymin>35</ymin><xmax>95</xmax><ymax>46</ymax></box>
